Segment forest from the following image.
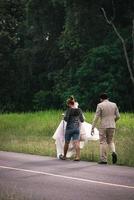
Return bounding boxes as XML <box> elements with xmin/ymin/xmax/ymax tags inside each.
<box><xmin>0</xmin><ymin>0</ymin><xmax>134</xmax><ymax>112</ymax></box>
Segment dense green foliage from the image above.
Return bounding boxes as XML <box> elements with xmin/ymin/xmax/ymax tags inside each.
<box><xmin>0</xmin><ymin>0</ymin><xmax>134</xmax><ymax>112</ymax></box>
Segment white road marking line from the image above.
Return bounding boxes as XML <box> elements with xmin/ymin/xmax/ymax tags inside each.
<box><xmin>0</xmin><ymin>165</ymin><xmax>134</xmax><ymax>189</ymax></box>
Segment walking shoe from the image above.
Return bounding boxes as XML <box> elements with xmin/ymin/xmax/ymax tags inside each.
<box><xmin>73</xmin><ymin>158</ymin><xmax>80</xmax><ymax>161</ymax></box>
<box><xmin>112</xmin><ymin>152</ymin><xmax>117</xmax><ymax>164</ymax></box>
<box><xmin>59</xmin><ymin>154</ymin><xmax>66</xmax><ymax>160</ymax></box>
<box><xmin>98</xmin><ymin>161</ymin><xmax>107</xmax><ymax>164</ymax></box>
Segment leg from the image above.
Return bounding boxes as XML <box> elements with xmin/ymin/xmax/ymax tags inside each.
<box><xmin>106</xmin><ymin>128</ymin><xmax>115</xmax><ymax>152</ymax></box>
<box><xmin>60</xmin><ymin>130</ymin><xmax>71</xmax><ymax>160</ymax></box>
<box><xmin>99</xmin><ymin>128</ymin><xmax>107</xmax><ymax>163</ymax></box>
<box><xmin>59</xmin><ymin>141</ymin><xmax>70</xmax><ymax>160</ymax></box>
<box><xmin>106</xmin><ymin>128</ymin><xmax>117</xmax><ymax>164</ymax></box>
<box><xmin>72</xmin><ymin>129</ymin><xmax>80</xmax><ymax>161</ymax></box>
<box><xmin>63</xmin><ymin>142</ymin><xmax>69</xmax><ymax>158</ymax></box>
<box><xmin>73</xmin><ymin>140</ymin><xmax>80</xmax><ymax>160</ymax></box>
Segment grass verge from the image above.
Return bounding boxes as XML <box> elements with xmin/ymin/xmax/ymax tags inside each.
<box><xmin>0</xmin><ymin>111</ymin><xmax>134</xmax><ymax>166</ymax></box>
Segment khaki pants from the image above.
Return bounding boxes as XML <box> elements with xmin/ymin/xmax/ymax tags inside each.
<box><xmin>99</xmin><ymin>128</ymin><xmax>115</xmax><ymax>162</ymax></box>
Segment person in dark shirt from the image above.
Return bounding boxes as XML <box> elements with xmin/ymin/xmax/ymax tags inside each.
<box><xmin>59</xmin><ymin>98</ymin><xmax>84</xmax><ymax>161</ymax></box>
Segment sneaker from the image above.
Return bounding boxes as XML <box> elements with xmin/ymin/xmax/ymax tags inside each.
<box><xmin>98</xmin><ymin>161</ymin><xmax>107</xmax><ymax>164</ymax></box>
<box><xmin>112</xmin><ymin>152</ymin><xmax>117</xmax><ymax>164</ymax></box>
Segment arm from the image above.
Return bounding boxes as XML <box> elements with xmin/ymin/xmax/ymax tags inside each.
<box><xmin>79</xmin><ymin>109</ymin><xmax>84</xmax><ymax>122</ymax></box>
<box><xmin>91</xmin><ymin>105</ymin><xmax>101</xmax><ymax>134</ymax></box>
<box><xmin>115</xmin><ymin>105</ymin><xmax>120</xmax><ymax>122</ymax></box>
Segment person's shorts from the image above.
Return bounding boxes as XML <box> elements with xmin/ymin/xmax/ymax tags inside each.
<box><xmin>65</xmin><ymin>128</ymin><xmax>80</xmax><ymax>142</ymax></box>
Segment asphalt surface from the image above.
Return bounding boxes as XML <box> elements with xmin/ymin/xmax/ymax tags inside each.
<box><xmin>0</xmin><ymin>151</ymin><xmax>134</xmax><ymax>200</ymax></box>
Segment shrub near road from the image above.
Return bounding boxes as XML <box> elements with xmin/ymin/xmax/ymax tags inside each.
<box><xmin>0</xmin><ymin>111</ymin><xmax>133</xmax><ymax>166</ymax></box>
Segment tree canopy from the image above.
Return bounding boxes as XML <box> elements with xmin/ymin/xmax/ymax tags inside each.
<box><xmin>0</xmin><ymin>0</ymin><xmax>134</xmax><ymax>112</ymax></box>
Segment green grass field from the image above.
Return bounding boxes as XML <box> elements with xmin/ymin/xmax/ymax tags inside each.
<box><xmin>0</xmin><ymin>111</ymin><xmax>134</xmax><ymax>166</ymax></box>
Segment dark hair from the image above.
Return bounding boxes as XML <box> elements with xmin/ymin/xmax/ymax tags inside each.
<box><xmin>66</xmin><ymin>99</ymin><xmax>74</xmax><ymax>106</ymax></box>
<box><xmin>66</xmin><ymin>95</ymin><xmax>75</xmax><ymax>106</ymax></box>
<box><xmin>99</xmin><ymin>93</ymin><xmax>108</xmax><ymax>100</ymax></box>
<box><xmin>69</xmin><ymin>95</ymin><xmax>75</xmax><ymax>101</ymax></box>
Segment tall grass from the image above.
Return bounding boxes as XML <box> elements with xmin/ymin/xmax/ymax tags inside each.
<box><xmin>0</xmin><ymin>111</ymin><xmax>133</xmax><ymax>166</ymax></box>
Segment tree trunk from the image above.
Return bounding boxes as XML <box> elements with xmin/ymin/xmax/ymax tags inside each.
<box><xmin>101</xmin><ymin>8</ymin><xmax>134</xmax><ymax>86</ymax></box>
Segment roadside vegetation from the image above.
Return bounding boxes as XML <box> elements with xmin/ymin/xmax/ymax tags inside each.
<box><xmin>0</xmin><ymin>111</ymin><xmax>134</xmax><ymax>167</ymax></box>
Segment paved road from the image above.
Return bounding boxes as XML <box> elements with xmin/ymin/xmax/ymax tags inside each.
<box><xmin>0</xmin><ymin>151</ymin><xmax>134</xmax><ymax>200</ymax></box>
